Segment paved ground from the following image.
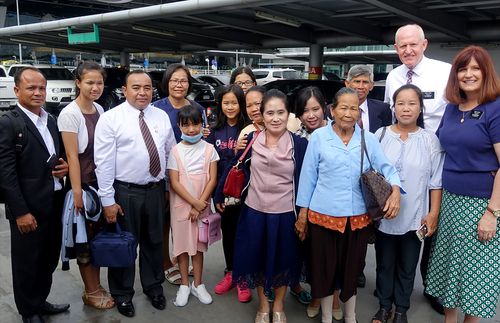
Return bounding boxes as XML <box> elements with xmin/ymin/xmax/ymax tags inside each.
<box><xmin>0</xmin><ymin>205</ymin><xmax>499</xmax><ymax>323</ymax></box>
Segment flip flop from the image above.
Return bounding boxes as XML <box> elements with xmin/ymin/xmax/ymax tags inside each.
<box><xmin>164</xmin><ymin>266</ymin><xmax>182</xmax><ymax>285</ymax></box>
<box><xmin>290</xmin><ymin>289</ymin><xmax>312</xmax><ymax>305</ymax></box>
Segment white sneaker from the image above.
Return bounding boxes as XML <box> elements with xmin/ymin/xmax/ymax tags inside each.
<box><xmin>190</xmin><ymin>282</ymin><xmax>213</xmax><ymax>304</ymax></box>
<box><xmin>174</xmin><ymin>284</ymin><xmax>190</xmax><ymax>307</ymax></box>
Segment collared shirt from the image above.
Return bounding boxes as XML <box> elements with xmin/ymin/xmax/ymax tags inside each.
<box><xmin>297</xmin><ymin>121</ymin><xmax>401</xmax><ymax>217</ymax></box>
<box><xmin>18</xmin><ymin>104</ymin><xmax>62</xmax><ymax>191</ymax></box>
<box><xmin>94</xmin><ymin>101</ymin><xmax>176</xmax><ymax>207</ymax></box>
<box><xmin>384</xmin><ymin>56</ymin><xmax>451</xmax><ymax>133</ymax></box>
<box><xmin>375</xmin><ymin>126</ymin><xmax>444</xmax><ymax>234</ymax></box>
<box><xmin>359</xmin><ymin>99</ymin><xmax>370</xmax><ymax>132</ymax></box>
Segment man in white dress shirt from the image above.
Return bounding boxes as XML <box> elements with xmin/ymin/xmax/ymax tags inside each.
<box><xmin>94</xmin><ymin>70</ymin><xmax>176</xmax><ymax>317</ymax></box>
<box><xmin>384</xmin><ymin>24</ymin><xmax>451</xmax><ymax>133</ymax></box>
<box><xmin>384</xmin><ymin>24</ymin><xmax>449</xmax><ymax>314</ymax></box>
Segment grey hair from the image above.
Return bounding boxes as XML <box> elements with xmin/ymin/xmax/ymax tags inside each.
<box><xmin>331</xmin><ymin>87</ymin><xmax>358</xmax><ymax>108</ymax></box>
<box><xmin>395</xmin><ymin>24</ymin><xmax>425</xmax><ymax>44</ymax></box>
<box><xmin>346</xmin><ymin>65</ymin><xmax>374</xmax><ymax>83</ymax></box>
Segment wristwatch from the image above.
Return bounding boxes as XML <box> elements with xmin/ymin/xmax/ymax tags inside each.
<box><xmin>486</xmin><ymin>206</ymin><xmax>500</xmax><ymax>219</ymax></box>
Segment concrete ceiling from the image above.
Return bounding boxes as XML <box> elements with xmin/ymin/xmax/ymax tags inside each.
<box><xmin>0</xmin><ymin>0</ymin><xmax>499</xmax><ymax>54</ymax></box>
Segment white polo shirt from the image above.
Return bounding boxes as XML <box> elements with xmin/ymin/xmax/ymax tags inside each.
<box><xmin>384</xmin><ymin>56</ymin><xmax>451</xmax><ymax>133</ymax></box>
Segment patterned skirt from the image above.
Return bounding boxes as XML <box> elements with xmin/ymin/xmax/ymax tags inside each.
<box><xmin>425</xmin><ymin>190</ymin><xmax>500</xmax><ymax>318</ymax></box>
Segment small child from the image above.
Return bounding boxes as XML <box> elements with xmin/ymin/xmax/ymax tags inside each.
<box><xmin>168</xmin><ymin>104</ymin><xmax>220</xmax><ymax>307</ymax></box>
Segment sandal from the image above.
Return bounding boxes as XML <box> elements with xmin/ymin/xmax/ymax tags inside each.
<box><xmin>165</xmin><ymin>266</ymin><xmax>182</xmax><ymax>285</ymax></box>
<box><xmin>82</xmin><ymin>289</ymin><xmax>115</xmax><ymax>309</ymax></box>
<box><xmin>290</xmin><ymin>288</ymin><xmax>312</xmax><ymax>305</ymax></box>
<box><xmin>371</xmin><ymin>308</ymin><xmax>391</xmax><ymax>323</ymax></box>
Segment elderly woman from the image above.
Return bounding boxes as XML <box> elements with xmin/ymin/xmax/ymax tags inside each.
<box><xmin>216</xmin><ymin>89</ymin><xmax>308</xmax><ymax>323</ymax></box>
<box><xmin>372</xmin><ymin>84</ymin><xmax>444</xmax><ymax>323</ymax></box>
<box><xmin>425</xmin><ymin>45</ymin><xmax>500</xmax><ymax>323</ymax></box>
<box><xmin>153</xmin><ymin>63</ymin><xmax>208</xmax><ymax>285</ymax></box>
<box><xmin>296</xmin><ymin>87</ymin><xmax>401</xmax><ymax>323</ymax></box>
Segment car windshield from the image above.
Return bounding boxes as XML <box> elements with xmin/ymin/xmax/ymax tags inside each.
<box><xmin>39</xmin><ymin>68</ymin><xmax>74</xmax><ymax>81</ymax></box>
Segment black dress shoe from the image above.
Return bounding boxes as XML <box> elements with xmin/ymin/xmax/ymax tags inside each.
<box><xmin>22</xmin><ymin>314</ymin><xmax>45</xmax><ymax>323</ymax></box>
<box><xmin>424</xmin><ymin>292</ymin><xmax>444</xmax><ymax>315</ymax></box>
<box><xmin>148</xmin><ymin>294</ymin><xmax>166</xmax><ymax>310</ymax></box>
<box><xmin>357</xmin><ymin>272</ymin><xmax>366</xmax><ymax>288</ymax></box>
<box><xmin>39</xmin><ymin>302</ymin><xmax>70</xmax><ymax>315</ymax></box>
<box><xmin>117</xmin><ymin>300</ymin><xmax>135</xmax><ymax>317</ymax></box>
<box><xmin>393</xmin><ymin>312</ymin><xmax>408</xmax><ymax>323</ymax></box>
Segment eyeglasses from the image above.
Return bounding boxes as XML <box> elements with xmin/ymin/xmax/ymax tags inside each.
<box><xmin>169</xmin><ymin>79</ymin><xmax>189</xmax><ymax>86</ymax></box>
<box><xmin>235</xmin><ymin>80</ymin><xmax>254</xmax><ymax>87</ymax></box>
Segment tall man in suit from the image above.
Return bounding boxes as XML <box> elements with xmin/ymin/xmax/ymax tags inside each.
<box><xmin>345</xmin><ymin>64</ymin><xmax>392</xmax><ymax>134</ymax></box>
<box><xmin>0</xmin><ymin>67</ymin><xmax>70</xmax><ymax>323</ymax></box>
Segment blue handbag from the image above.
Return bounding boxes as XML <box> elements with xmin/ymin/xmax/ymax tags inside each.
<box><xmin>90</xmin><ymin>223</ymin><xmax>137</xmax><ymax>268</ymax></box>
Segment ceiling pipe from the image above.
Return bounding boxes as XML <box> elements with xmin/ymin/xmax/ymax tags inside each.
<box><xmin>0</xmin><ymin>0</ymin><xmax>300</xmax><ymax>36</ymax></box>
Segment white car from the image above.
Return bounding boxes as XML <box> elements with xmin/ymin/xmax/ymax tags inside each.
<box><xmin>253</xmin><ymin>68</ymin><xmax>300</xmax><ymax>85</ymax></box>
<box><xmin>8</xmin><ymin>64</ymin><xmax>76</xmax><ymax>115</ymax></box>
<box><xmin>0</xmin><ymin>65</ymin><xmax>16</xmax><ymax>110</ymax></box>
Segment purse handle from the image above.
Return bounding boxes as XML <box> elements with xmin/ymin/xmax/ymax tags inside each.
<box><xmin>235</xmin><ymin>130</ymin><xmax>260</xmax><ymax>168</ymax></box>
<box><xmin>360</xmin><ymin>129</ymin><xmax>374</xmax><ymax>175</ymax></box>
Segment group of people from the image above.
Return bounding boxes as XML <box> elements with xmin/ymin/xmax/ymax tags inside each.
<box><xmin>0</xmin><ymin>23</ymin><xmax>499</xmax><ymax>323</ymax></box>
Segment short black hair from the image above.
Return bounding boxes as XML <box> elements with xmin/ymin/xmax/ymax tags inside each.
<box><xmin>177</xmin><ymin>104</ymin><xmax>203</xmax><ymax>126</ymax></box>
<box><xmin>230</xmin><ymin>66</ymin><xmax>256</xmax><ymax>84</ymax></box>
<box><xmin>14</xmin><ymin>66</ymin><xmax>45</xmax><ymax>86</ymax></box>
<box><xmin>213</xmin><ymin>84</ymin><xmax>249</xmax><ymax>131</ymax></box>
<box><xmin>295</xmin><ymin>86</ymin><xmax>327</xmax><ymax>118</ymax></box>
<box><xmin>161</xmin><ymin>63</ymin><xmax>192</xmax><ymax>97</ymax></box>
<box><xmin>124</xmin><ymin>70</ymin><xmax>152</xmax><ymax>86</ymax></box>
<box><xmin>260</xmin><ymin>89</ymin><xmax>289</xmax><ymax>114</ymax></box>
<box><xmin>392</xmin><ymin>84</ymin><xmax>425</xmax><ymax>128</ymax></box>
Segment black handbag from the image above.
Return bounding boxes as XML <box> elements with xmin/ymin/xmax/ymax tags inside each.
<box><xmin>359</xmin><ymin>129</ymin><xmax>392</xmax><ymax>222</ymax></box>
<box><xmin>90</xmin><ymin>223</ymin><xmax>137</xmax><ymax>268</ymax></box>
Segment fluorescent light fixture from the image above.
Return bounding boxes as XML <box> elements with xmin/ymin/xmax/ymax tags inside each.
<box><xmin>131</xmin><ymin>25</ymin><xmax>176</xmax><ymax>37</ymax></box>
<box><xmin>10</xmin><ymin>38</ymin><xmax>46</xmax><ymax>45</ymax></box>
<box><xmin>96</xmin><ymin>0</ymin><xmax>133</xmax><ymax>3</ymax></box>
<box><xmin>255</xmin><ymin>11</ymin><xmax>301</xmax><ymax>28</ymax></box>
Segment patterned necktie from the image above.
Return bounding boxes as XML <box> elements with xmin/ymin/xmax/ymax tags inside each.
<box><xmin>406</xmin><ymin>69</ymin><xmax>414</xmax><ymax>84</ymax></box>
<box><xmin>139</xmin><ymin>110</ymin><xmax>161</xmax><ymax>177</ymax></box>
<box><xmin>357</xmin><ymin>108</ymin><xmax>364</xmax><ymax>129</ymax></box>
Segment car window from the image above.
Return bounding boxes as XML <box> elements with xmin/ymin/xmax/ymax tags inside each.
<box><xmin>282</xmin><ymin>70</ymin><xmax>299</xmax><ymax>79</ymax></box>
<box><xmin>0</xmin><ymin>69</ymin><xmax>6</xmax><ymax>77</ymax></box>
<box><xmin>8</xmin><ymin>67</ymin><xmax>23</xmax><ymax>77</ymax></box>
<box><xmin>254</xmin><ymin>71</ymin><xmax>268</xmax><ymax>79</ymax></box>
<box><xmin>272</xmin><ymin>71</ymin><xmax>282</xmax><ymax>78</ymax></box>
<box><xmin>39</xmin><ymin>68</ymin><xmax>74</xmax><ymax>81</ymax></box>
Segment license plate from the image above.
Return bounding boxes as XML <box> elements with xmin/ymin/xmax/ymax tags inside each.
<box><xmin>0</xmin><ymin>101</ymin><xmax>10</xmax><ymax>107</ymax></box>
<box><xmin>203</xmin><ymin>95</ymin><xmax>210</xmax><ymax>100</ymax></box>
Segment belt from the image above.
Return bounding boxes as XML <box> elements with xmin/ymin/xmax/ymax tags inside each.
<box><xmin>114</xmin><ymin>179</ymin><xmax>165</xmax><ymax>190</ymax></box>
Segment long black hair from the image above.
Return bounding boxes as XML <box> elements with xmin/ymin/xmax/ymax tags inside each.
<box><xmin>213</xmin><ymin>84</ymin><xmax>249</xmax><ymax>131</ymax></box>
<box><xmin>295</xmin><ymin>86</ymin><xmax>327</xmax><ymax>118</ymax></box>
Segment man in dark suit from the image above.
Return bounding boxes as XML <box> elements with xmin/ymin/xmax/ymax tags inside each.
<box><xmin>344</xmin><ymin>65</ymin><xmax>393</xmax><ymax>289</ymax></box>
<box><xmin>0</xmin><ymin>67</ymin><xmax>70</xmax><ymax>323</ymax></box>
<box><xmin>345</xmin><ymin>64</ymin><xmax>392</xmax><ymax>133</ymax></box>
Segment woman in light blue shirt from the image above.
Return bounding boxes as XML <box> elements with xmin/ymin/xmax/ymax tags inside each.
<box><xmin>372</xmin><ymin>84</ymin><xmax>444</xmax><ymax>323</ymax></box>
<box><xmin>295</xmin><ymin>87</ymin><xmax>401</xmax><ymax>323</ymax></box>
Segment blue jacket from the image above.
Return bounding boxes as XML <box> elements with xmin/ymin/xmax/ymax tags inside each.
<box><xmin>214</xmin><ymin>131</ymin><xmax>308</xmax><ymax>216</ymax></box>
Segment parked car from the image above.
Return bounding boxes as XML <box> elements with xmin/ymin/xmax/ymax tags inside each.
<box><xmin>253</xmin><ymin>68</ymin><xmax>301</xmax><ymax>85</ymax></box>
<box><xmin>195</xmin><ymin>74</ymin><xmax>229</xmax><ymax>90</ymax></box>
<box><xmin>8</xmin><ymin>64</ymin><xmax>76</xmax><ymax>115</ymax></box>
<box><xmin>262</xmin><ymin>79</ymin><xmax>344</xmax><ymax>115</ymax></box>
<box><xmin>95</xmin><ymin>67</ymin><xmax>128</xmax><ymax>110</ymax></box>
<box><xmin>0</xmin><ymin>65</ymin><xmax>16</xmax><ymax>111</ymax></box>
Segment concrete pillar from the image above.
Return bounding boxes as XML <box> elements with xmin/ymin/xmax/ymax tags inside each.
<box><xmin>120</xmin><ymin>51</ymin><xmax>129</xmax><ymax>68</ymax></box>
<box><xmin>308</xmin><ymin>44</ymin><xmax>323</xmax><ymax>80</ymax></box>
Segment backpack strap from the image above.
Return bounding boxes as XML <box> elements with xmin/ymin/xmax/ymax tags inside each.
<box><xmin>3</xmin><ymin>110</ymin><xmax>27</xmax><ymax>152</ymax></box>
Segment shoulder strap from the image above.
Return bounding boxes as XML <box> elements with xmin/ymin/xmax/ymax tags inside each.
<box><xmin>378</xmin><ymin>126</ymin><xmax>387</xmax><ymax>143</ymax></box>
<box><xmin>237</xmin><ymin>130</ymin><xmax>260</xmax><ymax>165</ymax></box>
<box><xmin>5</xmin><ymin>110</ymin><xmax>27</xmax><ymax>152</ymax></box>
<box><xmin>360</xmin><ymin>129</ymin><xmax>373</xmax><ymax>175</ymax></box>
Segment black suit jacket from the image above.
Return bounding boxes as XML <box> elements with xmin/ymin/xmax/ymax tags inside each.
<box><xmin>0</xmin><ymin>106</ymin><xmax>64</xmax><ymax>221</ymax></box>
<box><xmin>367</xmin><ymin>99</ymin><xmax>392</xmax><ymax>133</ymax></box>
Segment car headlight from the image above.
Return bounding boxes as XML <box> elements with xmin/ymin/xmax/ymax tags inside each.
<box><xmin>51</xmin><ymin>88</ymin><xmax>61</xmax><ymax>93</ymax></box>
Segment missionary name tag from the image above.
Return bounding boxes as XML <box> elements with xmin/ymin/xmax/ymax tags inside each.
<box><xmin>422</xmin><ymin>91</ymin><xmax>435</xmax><ymax>99</ymax></box>
<box><xmin>471</xmin><ymin>110</ymin><xmax>483</xmax><ymax>119</ymax></box>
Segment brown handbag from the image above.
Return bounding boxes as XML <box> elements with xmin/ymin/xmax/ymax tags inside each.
<box><xmin>359</xmin><ymin>129</ymin><xmax>392</xmax><ymax>222</ymax></box>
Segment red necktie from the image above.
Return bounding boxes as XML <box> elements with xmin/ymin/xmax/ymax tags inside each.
<box><xmin>139</xmin><ymin>110</ymin><xmax>161</xmax><ymax>177</ymax></box>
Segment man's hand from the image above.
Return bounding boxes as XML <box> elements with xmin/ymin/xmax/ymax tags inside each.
<box><xmin>16</xmin><ymin>213</ymin><xmax>37</xmax><ymax>234</ymax></box>
<box><xmin>52</xmin><ymin>158</ymin><xmax>69</xmax><ymax>178</ymax></box>
<box><xmin>103</xmin><ymin>204</ymin><xmax>124</xmax><ymax>223</ymax></box>
<box><xmin>216</xmin><ymin>202</ymin><xmax>225</xmax><ymax>213</ymax></box>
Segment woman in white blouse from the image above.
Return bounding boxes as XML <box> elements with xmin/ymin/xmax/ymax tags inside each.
<box><xmin>372</xmin><ymin>84</ymin><xmax>444</xmax><ymax>323</ymax></box>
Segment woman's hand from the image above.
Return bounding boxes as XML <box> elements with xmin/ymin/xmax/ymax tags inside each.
<box><xmin>216</xmin><ymin>202</ymin><xmax>225</xmax><ymax>213</ymax></box>
<box><xmin>235</xmin><ymin>135</ymin><xmax>248</xmax><ymax>152</ymax></box>
<box><xmin>383</xmin><ymin>186</ymin><xmax>400</xmax><ymax>219</ymax></box>
<box><xmin>202</xmin><ymin>126</ymin><xmax>210</xmax><ymax>138</ymax></box>
<box><xmin>477</xmin><ymin>211</ymin><xmax>498</xmax><ymax>243</ymax></box>
<box><xmin>295</xmin><ymin>208</ymin><xmax>308</xmax><ymax>241</ymax></box>
<box><xmin>421</xmin><ymin>212</ymin><xmax>438</xmax><ymax>237</ymax></box>
<box><xmin>188</xmin><ymin>207</ymin><xmax>200</xmax><ymax>222</ymax></box>
<box><xmin>73</xmin><ymin>189</ymin><xmax>84</xmax><ymax>215</ymax></box>
<box><xmin>192</xmin><ymin>199</ymin><xmax>208</xmax><ymax>212</ymax></box>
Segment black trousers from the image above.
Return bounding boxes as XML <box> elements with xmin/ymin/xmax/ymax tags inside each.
<box><xmin>221</xmin><ymin>205</ymin><xmax>241</xmax><ymax>272</ymax></box>
<box><xmin>9</xmin><ymin>192</ymin><xmax>63</xmax><ymax>317</ymax></box>
<box><xmin>109</xmin><ymin>182</ymin><xmax>165</xmax><ymax>302</ymax></box>
<box><xmin>375</xmin><ymin>230</ymin><xmax>422</xmax><ymax>312</ymax></box>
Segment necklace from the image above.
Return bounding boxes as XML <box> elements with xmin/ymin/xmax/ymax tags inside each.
<box><xmin>460</xmin><ymin>110</ymin><xmax>470</xmax><ymax>123</ymax></box>
<box><xmin>333</xmin><ymin>124</ymin><xmax>352</xmax><ymax>145</ymax></box>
